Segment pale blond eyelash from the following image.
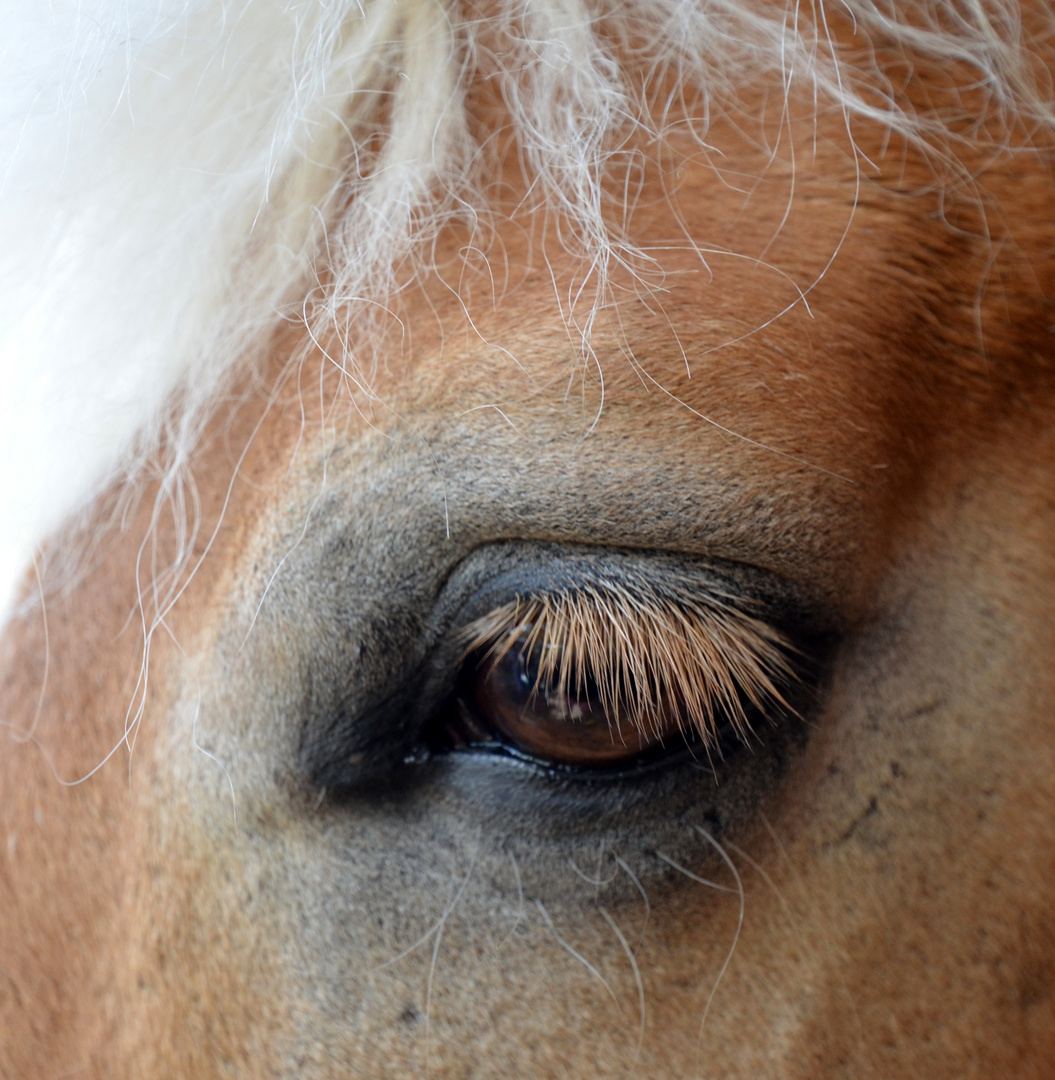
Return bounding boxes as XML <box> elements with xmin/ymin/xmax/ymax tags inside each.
<box><xmin>457</xmin><ymin>583</ymin><xmax>798</xmax><ymax>751</ymax></box>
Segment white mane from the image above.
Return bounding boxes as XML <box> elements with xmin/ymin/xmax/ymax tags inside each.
<box><xmin>1</xmin><ymin>0</ymin><xmax>1051</xmax><ymax>618</ymax></box>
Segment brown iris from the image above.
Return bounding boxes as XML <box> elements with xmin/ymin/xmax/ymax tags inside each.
<box><xmin>461</xmin><ymin>638</ymin><xmax>685</xmax><ymax>767</ymax></box>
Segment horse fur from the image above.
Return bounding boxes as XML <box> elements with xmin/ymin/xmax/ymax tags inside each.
<box><xmin>2</xmin><ymin>0</ymin><xmax>1053</xmax><ymax>618</ymax></box>
<box><xmin>3</xmin><ymin>3</ymin><xmax>1055</xmax><ymax>1074</ymax></box>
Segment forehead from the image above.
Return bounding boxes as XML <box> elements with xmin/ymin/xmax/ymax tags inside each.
<box><xmin>235</xmin><ymin>111</ymin><xmax>1050</xmax><ymax>622</ymax></box>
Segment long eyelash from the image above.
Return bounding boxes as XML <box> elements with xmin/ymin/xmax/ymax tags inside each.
<box><xmin>457</xmin><ymin>582</ymin><xmax>798</xmax><ymax>750</ymax></box>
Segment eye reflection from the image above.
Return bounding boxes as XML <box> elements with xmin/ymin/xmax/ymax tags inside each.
<box><xmin>463</xmin><ymin>637</ymin><xmax>687</xmax><ymax>767</ymax></box>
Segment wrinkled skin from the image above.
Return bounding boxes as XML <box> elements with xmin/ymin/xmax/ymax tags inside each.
<box><xmin>2</xmin><ymin>91</ymin><xmax>1055</xmax><ymax>1078</ymax></box>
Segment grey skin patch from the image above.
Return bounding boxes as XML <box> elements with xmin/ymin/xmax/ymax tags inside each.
<box><xmin>231</xmin><ymin>538</ymin><xmax>830</xmax><ymax>910</ymax></box>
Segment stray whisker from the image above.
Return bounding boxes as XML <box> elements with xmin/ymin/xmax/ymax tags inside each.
<box><xmin>654</xmin><ymin>851</ymin><xmax>738</xmax><ymax>893</ymax></box>
<box><xmin>694</xmin><ymin>826</ymin><xmax>745</xmax><ymax>1049</ymax></box>
<box><xmin>536</xmin><ymin>900</ymin><xmax>618</xmax><ymax>1006</ymax></box>
<box><xmin>599</xmin><ymin>906</ymin><xmax>647</xmax><ymax>1057</ymax></box>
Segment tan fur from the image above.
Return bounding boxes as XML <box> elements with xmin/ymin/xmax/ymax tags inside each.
<box><xmin>3</xmin><ymin>51</ymin><xmax>1055</xmax><ymax>1080</ymax></box>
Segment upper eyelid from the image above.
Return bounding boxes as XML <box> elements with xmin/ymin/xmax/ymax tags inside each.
<box><xmin>436</xmin><ymin>542</ymin><xmax>812</xmax><ymax>628</ymax></box>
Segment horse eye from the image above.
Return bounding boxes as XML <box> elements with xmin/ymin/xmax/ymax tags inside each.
<box><xmin>430</xmin><ymin>582</ymin><xmax>796</xmax><ymax>774</ymax></box>
<box><xmin>449</xmin><ymin>637</ymin><xmax>687</xmax><ymax>768</ymax></box>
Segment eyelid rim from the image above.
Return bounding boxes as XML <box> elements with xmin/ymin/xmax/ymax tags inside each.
<box><xmin>429</xmin><ymin>541</ymin><xmax>823</xmax><ymax>637</ymax></box>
